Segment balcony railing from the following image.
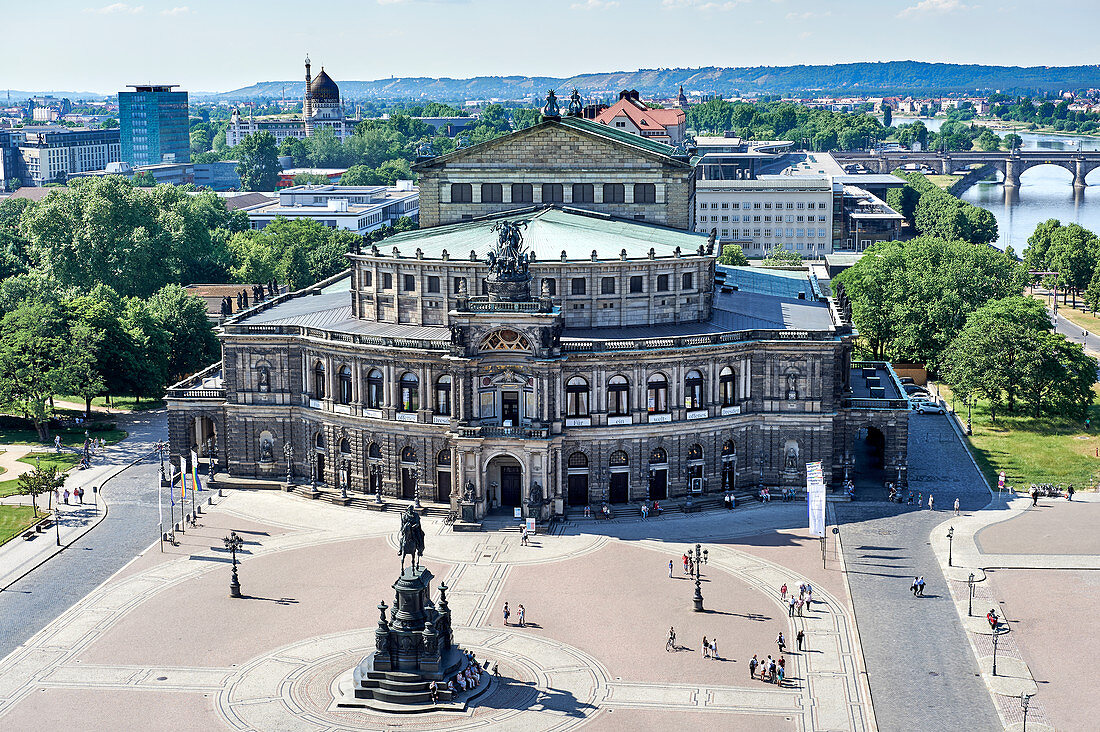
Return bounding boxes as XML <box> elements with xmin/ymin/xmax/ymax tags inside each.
<box><xmin>456</xmin><ymin>424</ymin><xmax>550</xmax><ymax>439</ymax></box>
<box><xmin>561</xmin><ymin>327</ymin><xmax>836</xmax><ymax>354</ymax></box>
<box><xmin>165</xmin><ymin>361</ymin><xmax>226</xmax><ymax>400</ymax></box>
<box><xmin>224</xmin><ymin>323</ymin><xmax>451</xmax><ymax>352</ymax></box>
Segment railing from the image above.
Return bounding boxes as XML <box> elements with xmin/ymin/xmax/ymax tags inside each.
<box><xmin>458</xmin><ymin>298</ymin><xmax>557</xmax><ymax>314</ymax></box>
<box><xmin>455</xmin><ymin>424</ymin><xmax>550</xmax><ymax>439</ymax></box>
<box><xmin>165</xmin><ymin>362</ymin><xmax>226</xmax><ymax>400</ymax></box>
<box><xmin>843</xmin><ymin>397</ymin><xmax>909</xmax><ymax>410</ymax></box>
<box><xmin>561</xmin><ymin>327</ymin><xmax>837</xmax><ymax>353</ymax></box>
<box><xmin>224</xmin><ymin>323</ymin><xmax>451</xmax><ymax>352</ymax></box>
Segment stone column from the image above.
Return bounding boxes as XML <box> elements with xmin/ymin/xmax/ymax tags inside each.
<box><xmin>1003</xmin><ymin>158</ymin><xmax>1021</xmax><ymax>188</ymax></box>
<box><xmin>1074</xmin><ymin>159</ymin><xmax>1088</xmax><ymax>189</ymax></box>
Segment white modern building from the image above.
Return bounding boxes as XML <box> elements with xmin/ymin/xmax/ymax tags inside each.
<box><xmin>695</xmin><ymin>177</ymin><xmax>840</xmax><ymax>259</ymax></box>
<box><xmin>244</xmin><ymin>182</ymin><xmax>419</xmax><ymax>235</ymax></box>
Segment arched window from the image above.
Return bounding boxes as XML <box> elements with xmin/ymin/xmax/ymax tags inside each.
<box><xmin>687</xmin><ymin>443</ymin><xmax>704</xmax><ymax>489</ymax></box>
<box><xmin>608</xmin><ymin>375</ymin><xmax>630</xmax><ymax>417</ymax></box>
<box><xmin>719</xmin><ymin>366</ymin><xmax>736</xmax><ymax>407</ymax></box>
<box><xmin>649</xmin><ymin>447</ymin><xmax>668</xmax><ymax>464</ymax></box>
<box><xmin>565</xmin><ymin>376</ymin><xmax>590</xmax><ymax>418</ymax></box>
<box><xmin>338</xmin><ymin>365</ymin><xmax>353</xmax><ymax>405</ymax></box>
<box><xmin>480</xmin><ymin>329</ymin><xmax>531</xmax><ymax>352</ymax></box>
<box><xmin>568</xmin><ymin>452</ymin><xmax>589</xmax><ymax>469</ymax></box>
<box><xmin>685</xmin><ymin>370</ymin><xmax>704</xmax><ymax>410</ymax></box>
<box><xmin>367</xmin><ymin>369</ymin><xmax>384</xmax><ymax>409</ymax></box>
<box><xmin>400</xmin><ymin>446</ymin><xmax>417</xmax><ymax>463</ymax></box>
<box><xmin>722</xmin><ymin>439</ymin><xmax>736</xmax><ymax>458</ymax></box>
<box><xmin>339</xmin><ymin>437</ymin><xmax>351</xmax><ymax>454</ymax></box>
<box><xmin>313</xmin><ymin>360</ymin><xmax>326</xmax><ymax>400</ymax></box>
<box><xmin>437</xmin><ymin>449</ymin><xmax>451</xmax><ymax>467</ymax></box>
<box><xmin>368</xmin><ymin>442</ymin><xmax>382</xmax><ymax>460</ymax></box>
<box><xmin>609</xmin><ymin>450</ymin><xmax>629</xmax><ymax>467</ymax></box>
<box><xmin>314</xmin><ymin>431</ymin><xmax>325</xmax><ymax>450</ymax></box>
<box><xmin>688</xmin><ymin>443</ymin><xmax>703</xmax><ymax>461</ymax></box>
<box><xmin>399</xmin><ymin>373</ymin><xmax>419</xmax><ymax>412</ymax></box>
<box><xmin>435</xmin><ymin>375</ymin><xmax>452</xmax><ymax>416</ymax></box>
<box><xmin>647</xmin><ymin>373</ymin><xmax>669</xmax><ymax>414</ymax></box>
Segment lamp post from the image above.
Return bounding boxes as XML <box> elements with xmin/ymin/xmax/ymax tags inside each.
<box><xmin>341</xmin><ymin>459</ymin><xmax>350</xmax><ymax>499</ymax></box>
<box><xmin>155</xmin><ymin>441</ymin><xmax>168</xmax><ymax>485</ymax></box>
<box><xmin>223</xmin><ymin>531</ymin><xmax>244</xmax><ymax>598</ymax></box>
<box><xmin>692</xmin><ymin>543</ymin><xmax>704</xmax><ymax>612</ymax></box>
<box><xmin>283</xmin><ymin>442</ymin><xmax>294</xmax><ymax>486</ymax></box>
<box><xmin>966</xmin><ymin>396</ymin><xmax>972</xmax><ymax>436</ymax></box>
<box><xmin>648</xmin><ymin>465</ymin><xmax>656</xmax><ymax>501</ymax></box>
<box><xmin>968</xmin><ymin>572</ymin><xmax>975</xmax><ymax>617</ymax></box>
<box><xmin>992</xmin><ymin>626</ymin><xmax>1000</xmax><ymax>676</ymax></box>
<box><xmin>373</xmin><ymin>464</ymin><xmax>383</xmax><ymax>503</ymax></box>
<box><xmin>413</xmin><ymin>466</ymin><xmax>422</xmax><ymax>509</ymax></box>
<box><xmin>1021</xmin><ymin>693</ymin><xmax>1031</xmax><ymax>732</ymax></box>
<box><xmin>947</xmin><ymin>526</ymin><xmax>954</xmax><ymax>567</ymax></box>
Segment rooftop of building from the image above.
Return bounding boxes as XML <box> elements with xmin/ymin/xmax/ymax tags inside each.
<box><xmin>832</xmin><ymin>173</ymin><xmax>906</xmax><ymax>187</ymax></box>
<box><xmin>593</xmin><ymin>96</ymin><xmax>686</xmax><ymax>131</ymax></box>
<box><xmin>278</xmin><ymin>182</ymin><xmax>417</xmax><ymax>197</ymax></box>
<box><xmin>362</xmin><ymin>206</ymin><xmax>709</xmax><ymax>262</ymax></box>
<box><xmin>697</xmin><ymin>176</ymin><xmax>834</xmax><ymax>191</ymax></box>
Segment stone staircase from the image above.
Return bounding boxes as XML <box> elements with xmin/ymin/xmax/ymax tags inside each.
<box><xmin>285</xmin><ymin>484</ymin><xmax>453</xmax><ymax>517</ymax></box>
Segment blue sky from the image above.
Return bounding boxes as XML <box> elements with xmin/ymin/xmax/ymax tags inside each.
<box><xmin>9</xmin><ymin>0</ymin><xmax>1100</xmax><ymax>94</ymax></box>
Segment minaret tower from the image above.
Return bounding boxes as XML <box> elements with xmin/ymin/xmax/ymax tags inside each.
<box><xmin>304</xmin><ymin>54</ymin><xmax>314</xmax><ymax>136</ymax></box>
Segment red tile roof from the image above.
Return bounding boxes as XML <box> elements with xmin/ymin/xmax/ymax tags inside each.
<box><xmin>593</xmin><ymin>98</ymin><xmax>685</xmax><ymax>132</ymax></box>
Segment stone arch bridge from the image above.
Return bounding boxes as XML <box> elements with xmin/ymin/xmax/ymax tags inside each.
<box><xmin>832</xmin><ymin>150</ymin><xmax>1100</xmax><ymax>188</ymax></box>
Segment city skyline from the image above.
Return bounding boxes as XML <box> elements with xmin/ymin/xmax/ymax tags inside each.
<box><xmin>8</xmin><ymin>0</ymin><xmax>1100</xmax><ymax>94</ymax></box>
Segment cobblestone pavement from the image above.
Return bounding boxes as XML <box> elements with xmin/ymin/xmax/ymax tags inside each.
<box><xmin>834</xmin><ymin>413</ymin><xmax>1001</xmax><ymax>732</ymax></box>
<box><xmin>0</xmin><ymin>411</ymin><xmax>167</xmax><ymax>660</ymax></box>
<box><xmin>0</xmin><ymin>489</ymin><xmax>873</xmax><ymax>731</ymax></box>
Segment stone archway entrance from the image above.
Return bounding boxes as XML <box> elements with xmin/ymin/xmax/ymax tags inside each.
<box><xmin>850</xmin><ymin>424</ymin><xmax>886</xmax><ymax>499</ymax></box>
<box><xmin>486</xmin><ymin>454</ymin><xmax>523</xmax><ymax>510</ymax></box>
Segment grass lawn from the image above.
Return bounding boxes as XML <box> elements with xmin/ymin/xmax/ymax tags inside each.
<box><xmin>56</xmin><ymin>395</ymin><xmax>165</xmax><ymax>412</ymax></box>
<box><xmin>939</xmin><ymin>383</ymin><xmax>1100</xmax><ymax>491</ymax></box>
<box><xmin>0</xmin><ymin>427</ymin><xmax>127</xmax><ymax>449</ymax></box>
<box><xmin>925</xmin><ymin>174</ymin><xmax>964</xmax><ymax>190</ymax></box>
<box><xmin>0</xmin><ymin>505</ymin><xmax>43</xmax><ymax>547</ymax></box>
<box><xmin>0</xmin><ymin>453</ymin><xmax>83</xmax><ymax>498</ymax></box>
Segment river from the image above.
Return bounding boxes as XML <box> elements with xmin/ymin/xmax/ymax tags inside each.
<box><xmin>889</xmin><ymin>117</ymin><xmax>1100</xmax><ymax>253</ymax></box>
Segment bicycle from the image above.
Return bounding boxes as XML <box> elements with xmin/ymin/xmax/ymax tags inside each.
<box><xmin>443</xmin><ymin>510</ymin><xmax>459</xmax><ymax>526</ymax></box>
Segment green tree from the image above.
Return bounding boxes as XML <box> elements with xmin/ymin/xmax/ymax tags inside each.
<box><xmin>0</xmin><ymin>300</ymin><xmax>82</xmax><ymax>440</ymax></box>
<box><xmin>228</xmin><ymin>218</ymin><xmax>351</xmax><ymax>290</ymax></box>
<box><xmin>292</xmin><ymin>173</ymin><xmax>330</xmax><ymax>185</ymax></box>
<box><xmin>1003</xmin><ymin>133</ymin><xmax>1023</xmax><ymax>151</ymax></box>
<box><xmin>718</xmin><ymin>244</ymin><xmax>749</xmax><ymax>266</ymax></box>
<box><xmin>762</xmin><ymin>245</ymin><xmax>802</xmax><ymax>266</ymax></box>
<box><xmin>146</xmin><ymin>285</ymin><xmax>219</xmax><ymax>383</ymax></box>
<box><xmin>1046</xmin><ymin>224</ymin><xmax>1100</xmax><ymax>307</ymax></box>
<box><xmin>975</xmin><ymin>128</ymin><xmax>1002</xmax><ymax>151</ymax></box>
<box><xmin>16</xmin><ymin>463</ymin><xmax>66</xmax><ymax>518</ymax></box>
<box><xmin>234</xmin><ymin>132</ymin><xmax>280</xmax><ymax>191</ymax></box>
<box><xmin>131</xmin><ymin>171</ymin><xmax>156</xmax><ymax>187</ymax></box>
<box><xmin>882</xmin><ymin>106</ymin><xmax>892</xmax><ymax>128</ymax></box>
<box><xmin>886</xmin><ymin>184</ymin><xmax>920</xmax><ymax>224</ymax></box>
<box><xmin>340</xmin><ymin>165</ymin><xmax>378</xmax><ymax>186</ymax></box>
<box><xmin>190</xmin><ymin>128</ymin><xmax>212</xmax><ymax>156</ymax></box>
<box><xmin>119</xmin><ymin>298</ymin><xmax>170</xmax><ymax>403</ymax></box>
<box><xmin>963</xmin><ymin>206</ymin><xmax>999</xmax><ymax>247</ymax></box>
<box><xmin>1019</xmin><ymin>331</ymin><xmax>1097</xmax><ymax>418</ymax></box>
<box><xmin>1023</xmin><ymin>218</ymin><xmax>1062</xmax><ymax>272</ymax></box>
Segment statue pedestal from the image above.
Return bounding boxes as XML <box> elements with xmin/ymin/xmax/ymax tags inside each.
<box><xmin>460</xmin><ymin>500</ymin><xmax>478</xmax><ymax>524</ymax></box>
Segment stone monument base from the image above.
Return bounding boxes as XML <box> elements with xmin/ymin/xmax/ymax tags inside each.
<box><xmin>332</xmin><ymin>657</ymin><xmax>491</xmax><ymax>713</ymax></box>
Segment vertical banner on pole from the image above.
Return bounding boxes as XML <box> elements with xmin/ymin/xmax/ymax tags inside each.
<box><xmin>806</xmin><ymin>461</ymin><xmax>826</xmax><ymax>537</ymax></box>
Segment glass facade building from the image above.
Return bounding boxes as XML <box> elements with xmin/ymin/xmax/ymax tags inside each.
<box><xmin>119</xmin><ymin>85</ymin><xmax>189</xmax><ymax>167</ymax></box>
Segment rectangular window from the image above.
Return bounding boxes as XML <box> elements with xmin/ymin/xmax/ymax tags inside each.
<box><xmin>634</xmin><ymin>183</ymin><xmax>656</xmax><ymax>204</ymax></box>
<box><xmin>361</xmin><ymin>271</ymin><xmax>372</xmax><ymax>287</ymax></box>
<box><xmin>604</xmin><ymin>183</ymin><xmax>625</xmax><ymax>203</ymax></box>
<box><xmin>511</xmin><ymin>183</ymin><xmax>533</xmax><ymax>203</ymax></box>
<box><xmin>601</xmin><ymin>277</ymin><xmax>616</xmax><ymax>295</ymax></box>
<box><xmin>682</xmin><ymin>272</ymin><xmax>693</xmax><ymax>290</ymax></box>
<box><xmin>450</xmin><ymin>183</ymin><xmax>472</xmax><ymax>203</ymax></box>
<box><xmin>542</xmin><ymin>183</ymin><xmax>563</xmax><ymax>203</ymax></box>
<box><xmin>710</xmin><ymin>202</ymin><xmax>718</xmax><ymax>209</ymax></box>
<box><xmin>571</xmin><ymin>278</ymin><xmax>586</xmax><ymax>295</ymax></box>
<box><xmin>481</xmin><ymin>183</ymin><xmax>503</xmax><ymax>203</ymax></box>
<box><xmin>656</xmin><ymin>274</ymin><xmax>670</xmax><ymax>292</ymax></box>
<box><xmin>402</xmin><ymin>274</ymin><xmax>415</xmax><ymax>292</ymax></box>
<box><xmin>629</xmin><ymin>275</ymin><xmax>643</xmax><ymax>293</ymax></box>
<box><xmin>720</xmin><ymin>202</ymin><xmax>729</xmax><ymax>209</ymax></box>
<box><xmin>572</xmin><ymin>183</ymin><xmax>594</xmax><ymax>203</ymax></box>
<box><xmin>731</xmin><ymin>202</ymin><xmax>740</xmax><ymax>209</ymax></box>
<box><xmin>427</xmin><ymin>276</ymin><xmax>440</xmax><ymax>293</ymax></box>
<box><xmin>796</xmin><ymin>202</ymin><xmax>805</xmax><ymax>209</ymax></box>
<box><xmin>382</xmin><ymin>273</ymin><xmax>393</xmax><ymax>290</ymax></box>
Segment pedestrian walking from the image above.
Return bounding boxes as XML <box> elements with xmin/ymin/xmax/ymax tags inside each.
<box><xmin>1068</xmin><ymin>485</ymin><xmax>1076</xmax><ymax>501</ymax></box>
<box><xmin>776</xmin><ymin>665</ymin><xmax>785</xmax><ymax>687</ymax></box>
<box><xmin>683</xmin><ymin>553</ymin><xmax>690</xmax><ymax>574</ymax></box>
<box><xmin>797</xmin><ymin>629</ymin><xmax>805</xmax><ymax>651</ymax></box>
<box><xmin>521</xmin><ymin>526</ymin><xmax>528</xmax><ymax>546</ymax></box>
<box><xmin>917</xmin><ymin>577</ymin><xmax>925</xmax><ymax>596</ymax></box>
<box><xmin>788</xmin><ymin>596</ymin><xmax>796</xmax><ymax>617</ymax></box>
<box><xmin>928</xmin><ymin>494</ymin><xmax>934</xmax><ymax>511</ymax></box>
<box><xmin>77</xmin><ymin>487</ymin><xmax>84</xmax><ymax>504</ymax></box>
<box><xmin>702</xmin><ymin>636</ymin><xmax>710</xmax><ymax>659</ymax></box>
<box><xmin>517</xmin><ymin>604</ymin><xmax>526</xmax><ymax>627</ymax></box>
<box><xmin>780</xmin><ymin>583</ymin><xmax>788</xmax><ymax>601</ymax></box>
<box><xmin>911</xmin><ymin>576</ymin><xmax>919</xmax><ymax>596</ymax></box>
<box><xmin>666</xmin><ymin>626</ymin><xmax>676</xmax><ymax>652</ymax></box>
<box><xmin>795</xmin><ymin>598</ymin><xmax>804</xmax><ymax>616</ymax></box>
<box><xmin>502</xmin><ymin>602</ymin><xmax>510</xmax><ymax>626</ymax></box>
<box><xmin>1031</xmin><ymin>486</ymin><xmax>1039</xmax><ymax>507</ymax></box>
<box><xmin>749</xmin><ymin>654</ymin><xmax>758</xmax><ymax>679</ymax></box>
<box><xmin>776</xmin><ymin>632</ymin><xmax>786</xmax><ymax>654</ymax></box>
<box><xmin>669</xmin><ymin>560</ymin><xmax>674</xmax><ymax>578</ymax></box>
<box><xmin>954</xmin><ymin>497</ymin><xmax>960</xmax><ymax>516</ymax></box>
<box><xmin>63</xmin><ymin>489</ymin><xmax>69</xmax><ymax>505</ymax></box>
<box><xmin>54</xmin><ymin>435</ymin><xmax>61</xmax><ymax>452</ymax></box>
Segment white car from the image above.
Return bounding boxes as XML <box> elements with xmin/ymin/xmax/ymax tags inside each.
<box><xmin>913</xmin><ymin>402</ymin><xmax>946</xmax><ymax>414</ymax></box>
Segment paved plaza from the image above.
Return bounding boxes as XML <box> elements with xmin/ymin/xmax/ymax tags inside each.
<box><xmin>0</xmin><ymin>491</ymin><xmax>873</xmax><ymax>732</ymax></box>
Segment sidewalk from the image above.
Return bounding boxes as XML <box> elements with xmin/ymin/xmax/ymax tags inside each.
<box><xmin>0</xmin><ymin>445</ymin><xmax>148</xmax><ymax>591</ymax></box>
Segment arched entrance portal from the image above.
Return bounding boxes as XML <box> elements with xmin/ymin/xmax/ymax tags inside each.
<box><xmin>648</xmin><ymin>447</ymin><xmax>668</xmax><ymax>500</ymax></box>
<box><xmin>400</xmin><ymin>446</ymin><xmax>419</xmax><ymax>499</ymax></box>
<box><xmin>850</xmin><ymin>424</ymin><xmax>886</xmax><ymax>499</ymax></box>
<box><xmin>609</xmin><ymin>450</ymin><xmax>629</xmax><ymax>503</ymax></box>
<box><xmin>566</xmin><ymin>451</ymin><xmax>589</xmax><ymax>507</ymax></box>
<box><xmin>486</xmin><ymin>454</ymin><xmax>523</xmax><ymax>510</ymax></box>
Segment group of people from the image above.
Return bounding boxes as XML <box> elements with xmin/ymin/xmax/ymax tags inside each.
<box><xmin>56</xmin><ymin>486</ymin><xmax>90</xmax><ymax>505</ymax></box>
<box><xmin>700</xmin><ymin>635</ymin><xmax>720</xmax><ymax>660</ymax></box>
<box><xmin>501</xmin><ymin>601</ymin><xmax>526</xmax><ymax>627</ymax></box>
<box><xmin>781</xmin><ymin>582</ymin><xmax>813</xmax><ymax>617</ymax></box>
<box><xmin>681</xmin><ymin>549</ymin><xmax>707</xmax><ymax>576</ymax></box>
<box><xmin>219</xmin><ymin>280</ymin><xmax>280</xmax><ymax>317</ymax></box>
<box><xmin>639</xmin><ymin>500</ymin><xmax>663</xmax><ymax>518</ymax></box>
<box><xmin>910</xmin><ymin>576</ymin><xmax>927</xmax><ymax>596</ymax></box>
<box><xmin>430</xmin><ymin>651</ymin><xmax>494</xmax><ymax>701</ymax></box>
<box><xmin>749</xmin><ymin>649</ymin><xmax>786</xmax><ymax>686</ymax></box>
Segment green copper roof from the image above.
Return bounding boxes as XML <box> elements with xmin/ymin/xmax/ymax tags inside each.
<box><xmin>368</xmin><ymin>206</ymin><xmax>710</xmax><ymax>262</ymax></box>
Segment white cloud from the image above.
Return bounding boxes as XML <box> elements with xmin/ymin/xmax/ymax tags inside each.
<box><xmin>662</xmin><ymin>0</ymin><xmax>748</xmax><ymax>9</ymax></box>
<box><xmin>571</xmin><ymin>0</ymin><xmax>619</xmax><ymax>8</ymax></box>
<box><xmin>85</xmin><ymin>3</ymin><xmax>144</xmax><ymax>13</ymax></box>
<box><xmin>898</xmin><ymin>0</ymin><xmax>969</xmax><ymax>17</ymax></box>
<box><xmin>785</xmin><ymin>10</ymin><xmax>830</xmax><ymax>20</ymax></box>
<box><xmin>161</xmin><ymin>6</ymin><xmax>190</xmax><ymax>15</ymax></box>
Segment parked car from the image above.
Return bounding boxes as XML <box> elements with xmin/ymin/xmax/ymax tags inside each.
<box><xmin>903</xmin><ymin>384</ymin><xmax>928</xmax><ymax>394</ymax></box>
<box><xmin>899</xmin><ymin>377</ymin><xmax>915</xmax><ymax>385</ymax></box>
<box><xmin>913</xmin><ymin>402</ymin><xmax>946</xmax><ymax>414</ymax></box>
<box><xmin>908</xmin><ymin>395</ymin><xmax>935</xmax><ymax>405</ymax></box>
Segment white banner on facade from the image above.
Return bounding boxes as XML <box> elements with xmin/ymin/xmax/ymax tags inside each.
<box><xmin>806</xmin><ymin>461</ymin><xmax>826</xmax><ymax>537</ymax></box>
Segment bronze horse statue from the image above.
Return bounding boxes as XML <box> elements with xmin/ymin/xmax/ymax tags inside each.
<box><xmin>398</xmin><ymin>505</ymin><xmax>425</xmax><ymax>571</ymax></box>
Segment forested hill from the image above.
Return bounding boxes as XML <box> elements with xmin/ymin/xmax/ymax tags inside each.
<box><xmin>209</xmin><ymin>62</ymin><xmax>1100</xmax><ymax>101</ymax></box>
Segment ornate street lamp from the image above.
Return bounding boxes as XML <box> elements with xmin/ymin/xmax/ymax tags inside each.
<box><xmin>373</xmin><ymin>464</ymin><xmax>383</xmax><ymax>503</ymax></box>
<box><xmin>413</xmin><ymin>466</ymin><xmax>422</xmax><ymax>509</ymax></box>
<box><xmin>341</xmin><ymin>459</ymin><xmax>350</xmax><ymax>499</ymax></box>
<box><xmin>968</xmin><ymin>572</ymin><xmax>976</xmax><ymax>617</ymax></box>
<box><xmin>1021</xmin><ymin>694</ymin><xmax>1031</xmax><ymax>732</ymax></box>
<box><xmin>992</xmin><ymin>625</ymin><xmax>1000</xmax><ymax>676</ymax></box>
<box><xmin>223</xmin><ymin>531</ymin><xmax>244</xmax><ymax>598</ymax></box>
<box><xmin>947</xmin><ymin>526</ymin><xmax>955</xmax><ymax>567</ymax></box>
<box><xmin>283</xmin><ymin>442</ymin><xmax>294</xmax><ymax>486</ymax></box>
<box><xmin>692</xmin><ymin>543</ymin><xmax>704</xmax><ymax>612</ymax></box>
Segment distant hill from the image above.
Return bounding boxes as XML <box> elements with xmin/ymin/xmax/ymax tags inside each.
<box><xmin>204</xmin><ymin>61</ymin><xmax>1100</xmax><ymax>102</ymax></box>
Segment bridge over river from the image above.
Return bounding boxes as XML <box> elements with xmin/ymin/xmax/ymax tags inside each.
<box><xmin>832</xmin><ymin>150</ymin><xmax>1100</xmax><ymax>189</ymax></box>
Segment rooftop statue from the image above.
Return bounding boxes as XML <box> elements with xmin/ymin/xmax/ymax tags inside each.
<box><xmin>541</xmin><ymin>89</ymin><xmax>561</xmax><ymax>120</ymax></box>
<box><xmin>487</xmin><ymin>220</ymin><xmax>530</xmax><ymax>282</ymax></box>
<box><xmin>567</xmin><ymin>88</ymin><xmax>584</xmax><ymax>117</ymax></box>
